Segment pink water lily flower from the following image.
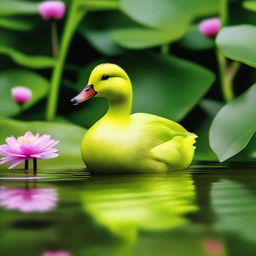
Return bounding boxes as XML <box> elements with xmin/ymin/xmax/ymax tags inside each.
<box><xmin>0</xmin><ymin>131</ymin><xmax>59</xmax><ymax>169</ymax></box>
<box><xmin>199</xmin><ymin>17</ymin><xmax>221</xmax><ymax>37</ymax></box>
<box><xmin>11</xmin><ymin>86</ymin><xmax>32</xmax><ymax>105</ymax></box>
<box><xmin>39</xmin><ymin>1</ymin><xmax>66</xmax><ymax>20</ymax></box>
<box><xmin>0</xmin><ymin>187</ymin><xmax>58</xmax><ymax>212</ymax></box>
<box><xmin>42</xmin><ymin>250</ymin><xmax>71</xmax><ymax>256</ymax></box>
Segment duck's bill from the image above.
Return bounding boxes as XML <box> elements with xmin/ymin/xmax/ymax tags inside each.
<box><xmin>71</xmin><ymin>85</ymin><xmax>97</xmax><ymax>105</ymax></box>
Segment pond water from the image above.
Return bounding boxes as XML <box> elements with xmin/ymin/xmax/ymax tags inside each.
<box><xmin>0</xmin><ymin>163</ymin><xmax>256</xmax><ymax>256</ymax></box>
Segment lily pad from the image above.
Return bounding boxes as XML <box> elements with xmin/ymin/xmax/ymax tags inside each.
<box><xmin>0</xmin><ymin>69</ymin><xmax>49</xmax><ymax>118</ymax></box>
<box><xmin>0</xmin><ymin>119</ymin><xmax>86</xmax><ymax>169</ymax></box>
<box><xmin>210</xmin><ymin>84</ymin><xmax>256</xmax><ymax>162</ymax></box>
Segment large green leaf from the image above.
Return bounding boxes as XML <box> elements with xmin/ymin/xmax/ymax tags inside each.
<box><xmin>79</xmin><ymin>11</ymin><xmax>137</xmax><ymax>55</ymax></box>
<box><xmin>195</xmin><ymin>0</ymin><xmax>220</xmax><ymax>16</ymax></box>
<box><xmin>0</xmin><ymin>69</ymin><xmax>49</xmax><ymax>117</ymax></box>
<box><xmin>71</xmin><ymin>53</ymin><xmax>214</xmax><ymax>128</ymax></box>
<box><xmin>179</xmin><ymin>26</ymin><xmax>215</xmax><ymax>51</ymax></box>
<box><xmin>210</xmin><ymin>84</ymin><xmax>256</xmax><ymax>162</ymax></box>
<box><xmin>243</xmin><ymin>1</ymin><xmax>256</xmax><ymax>12</ymax></box>
<box><xmin>216</xmin><ymin>25</ymin><xmax>256</xmax><ymax>67</ymax></box>
<box><xmin>0</xmin><ymin>1</ymin><xmax>39</xmax><ymax>16</ymax></box>
<box><xmin>80</xmin><ymin>29</ymin><xmax>124</xmax><ymax>56</ymax></box>
<box><xmin>194</xmin><ymin>99</ymin><xmax>223</xmax><ymax>161</ymax></box>
<box><xmin>120</xmin><ymin>0</ymin><xmax>196</xmax><ymax>30</ymax></box>
<box><xmin>0</xmin><ymin>46</ymin><xmax>55</xmax><ymax>69</ymax></box>
<box><xmin>111</xmin><ymin>27</ymin><xmax>185</xmax><ymax>49</ymax></box>
<box><xmin>0</xmin><ymin>119</ymin><xmax>86</xmax><ymax>169</ymax></box>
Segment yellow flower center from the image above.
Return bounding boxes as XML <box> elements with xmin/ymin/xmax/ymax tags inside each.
<box><xmin>17</xmin><ymin>136</ymin><xmax>36</xmax><ymax>145</ymax></box>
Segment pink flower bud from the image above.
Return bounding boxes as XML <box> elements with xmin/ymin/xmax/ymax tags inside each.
<box><xmin>39</xmin><ymin>1</ymin><xmax>65</xmax><ymax>20</ymax></box>
<box><xmin>199</xmin><ymin>18</ymin><xmax>221</xmax><ymax>37</ymax></box>
<box><xmin>11</xmin><ymin>86</ymin><xmax>32</xmax><ymax>105</ymax></box>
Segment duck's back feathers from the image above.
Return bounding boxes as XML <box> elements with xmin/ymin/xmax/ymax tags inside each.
<box><xmin>131</xmin><ymin>113</ymin><xmax>197</xmax><ymax>170</ymax></box>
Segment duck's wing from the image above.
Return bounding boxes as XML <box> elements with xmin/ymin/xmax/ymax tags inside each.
<box><xmin>131</xmin><ymin>113</ymin><xmax>192</xmax><ymax>137</ymax></box>
<box><xmin>131</xmin><ymin>113</ymin><xmax>197</xmax><ymax>170</ymax></box>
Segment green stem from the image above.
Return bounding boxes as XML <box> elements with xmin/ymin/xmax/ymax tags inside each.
<box><xmin>24</xmin><ymin>160</ymin><xmax>29</xmax><ymax>170</ymax></box>
<box><xmin>217</xmin><ymin>0</ymin><xmax>240</xmax><ymax>102</ymax></box>
<box><xmin>161</xmin><ymin>44</ymin><xmax>169</xmax><ymax>55</ymax></box>
<box><xmin>51</xmin><ymin>21</ymin><xmax>59</xmax><ymax>58</ymax></box>
<box><xmin>46</xmin><ymin>1</ymin><xmax>86</xmax><ymax>121</ymax></box>
<box><xmin>33</xmin><ymin>159</ymin><xmax>37</xmax><ymax>176</ymax></box>
<box><xmin>220</xmin><ymin>0</ymin><xmax>228</xmax><ymax>27</ymax></box>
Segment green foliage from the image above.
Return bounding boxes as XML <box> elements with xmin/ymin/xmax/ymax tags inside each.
<box><xmin>111</xmin><ymin>28</ymin><xmax>186</xmax><ymax>49</ymax></box>
<box><xmin>0</xmin><ymin>69</ymin><xmax>49</xmax><ymax>117</ymax></box>
<box><xmin>243</xmin><ymin>1</ymin><xmax>256</xmax><ymax>12</ymax></box>
<box><xmin>179</xmin><ymin>26</ymin><xmax>215</xmax><ymax>51</ymax></box>
<box><xmin>0</xmin><ymin>46</ymin><xmax>55</xmax><ymax>69</ymax></box>
<box><xmin>120</xmin><ymin>0</ymin><xmax>196</xmax><ymax>30</ymax></box>
<box><xmin>216</xmin><ymin>25</ymin><xmax>256</xmax><ymax>67</ymax></box>
<box><xmin>0</xmin><ymin>119</ymin><xmax>86</xmax><ymax>169</ymax></box>
<box><xmin>210</xmin><ymin>84</ymin><xmax>256</xmax><ymax>162</ymax></box>
<box><xmin>0</xmin><ymin>18</ymin><xmax>34</xmax><ymax>31</ymax></box>
<box><xmin>0</xmin><ymin>1</ymin><xmax>39</xmax><ymax>16</ymax></box>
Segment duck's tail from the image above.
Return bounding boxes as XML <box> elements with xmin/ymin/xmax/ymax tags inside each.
<box><xmin>151</xmin><ymin>133</ymin><xmax>197</xmax><ymax>170</ymax></box>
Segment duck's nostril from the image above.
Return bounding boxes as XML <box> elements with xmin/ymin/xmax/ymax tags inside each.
<box><xmin>71</xmin><ymin>98</ymin><xmax>77</xmax><ymax>104</ymax></box>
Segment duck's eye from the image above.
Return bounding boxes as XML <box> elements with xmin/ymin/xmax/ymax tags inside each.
<box><xmin>101</xmin><ymin>75</ymin><xmax>110</xmax><ymax>81</ymax></box>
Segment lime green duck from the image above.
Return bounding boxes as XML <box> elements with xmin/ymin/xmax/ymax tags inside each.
<box><xmin>71</xmin><ymin>64</ymin><xmax>197</xmax><ymax>172</ymax></box>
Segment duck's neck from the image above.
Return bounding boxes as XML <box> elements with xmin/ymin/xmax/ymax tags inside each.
<box><xmin>103</xmin><ymin>96</ymin><xmax>132</xmax><ymax>123</ymax></box>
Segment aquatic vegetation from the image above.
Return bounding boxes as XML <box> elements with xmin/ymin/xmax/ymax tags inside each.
<box><xmin>0</xmin><ymin>131</ymin><xmax>59</xmax><ymax>171</ymax></box>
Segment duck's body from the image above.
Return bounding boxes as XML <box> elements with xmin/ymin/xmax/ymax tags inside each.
<box><xmin>72</xmin><ymin>64</ymin><xmax>196</xmax><ymax>173</ymax></box>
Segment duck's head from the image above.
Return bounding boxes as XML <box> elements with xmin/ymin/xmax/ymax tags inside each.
<box><xmin>71</xmin><ymin>63</ymin><xmax>131</xmax><ymax>105</ymax></box>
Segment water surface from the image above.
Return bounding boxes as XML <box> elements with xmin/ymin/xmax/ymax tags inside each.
<box><xmin>1</xmin><ymin>163</ymin><xmax>256</xmax><ymax>256</ymax></box>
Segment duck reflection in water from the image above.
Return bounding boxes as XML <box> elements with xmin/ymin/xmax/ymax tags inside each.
<box><xmin>82</xmin><ymin>170</ymin><xmax>197</xmax><ymax>241</ymax></box>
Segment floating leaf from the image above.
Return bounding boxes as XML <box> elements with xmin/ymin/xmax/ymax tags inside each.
<box><xmin>0</xmin><ymin>46</ymin><xmax>55</xmax><ymax>69</ymax></box>
<box><xmin>216</xmin><ymin>25</ymin><xmax>256</xmax><ymax>67</ymax></box>
<box><xmin>210</xmin><ymin>84</ymin><xmax>256</xmax><ymax>162</ymax></box>
<box><xmin>0</xmin><ymin>119</ymin><xmax>86</xmax><ymax>169</ymax></box>
<box><xmin>0</xmin><ymin>69</ymin><xmax>49</xmax><ymax>117</ymax></box>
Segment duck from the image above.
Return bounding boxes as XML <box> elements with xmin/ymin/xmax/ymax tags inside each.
<box><xmin>71</xmin><ymin>63</ymin><xmax>197</xmax><ymax>173</ymax></box>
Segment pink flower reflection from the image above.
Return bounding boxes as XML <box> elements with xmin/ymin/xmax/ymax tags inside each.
<box><xmin>42</xmin><ymin>250</ymin><xmax>71</xmax><ymax>256</ymax></box>
<box><xmin>0</xmin><ymin>187</ymin><xmax>58</xmax><ymax>212</ymax></box>
<box><xmin>203</xmin><ymin>239</ymin><xmax>225</xmax><ymax>254</ymax></box>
